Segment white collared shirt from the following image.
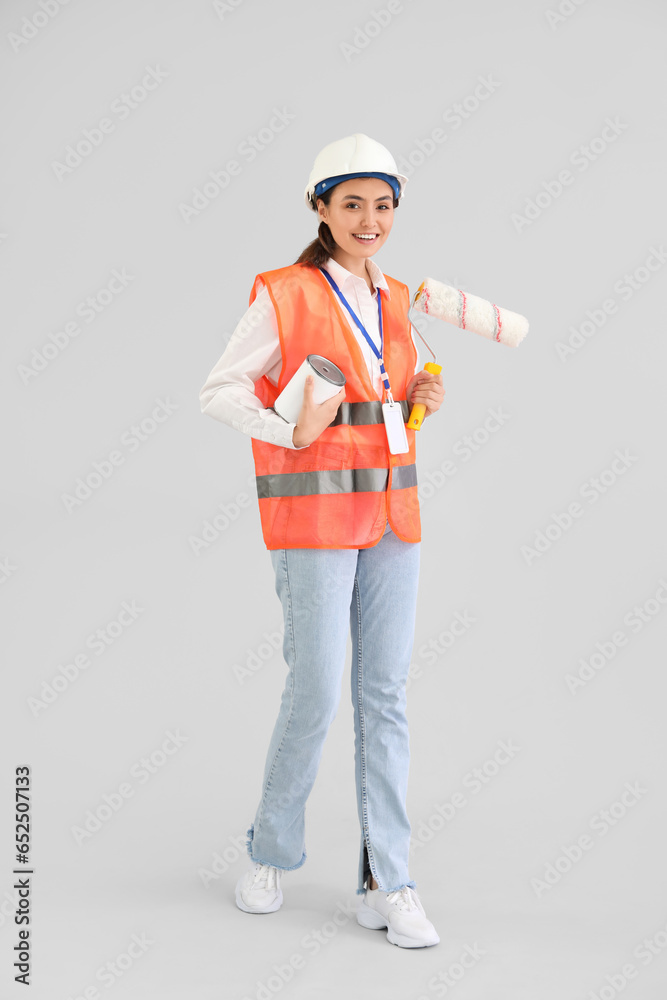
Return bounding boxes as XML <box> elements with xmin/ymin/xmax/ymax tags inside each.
<box><xmin>199</xmin><ymin>257</ymin><xmax>421</xmax><ymax>449</ymax></box>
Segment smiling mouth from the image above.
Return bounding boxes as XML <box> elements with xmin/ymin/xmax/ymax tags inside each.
<box><xmin>353</xmin><ymin>233</ymin><xmax>379</xmax><ymax>242</ymax></box>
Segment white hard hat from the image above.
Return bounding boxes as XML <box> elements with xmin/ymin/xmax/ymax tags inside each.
<box><xmin>304</xmin><ymin>132</ymin><xmax>408</xmax><ymax>212</ymax></box>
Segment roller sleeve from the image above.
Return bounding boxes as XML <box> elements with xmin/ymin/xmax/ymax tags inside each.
<box><xmin>413</xmin><ymin>279</ymin><xmax>529</xmax><ymax>348</ymax></box>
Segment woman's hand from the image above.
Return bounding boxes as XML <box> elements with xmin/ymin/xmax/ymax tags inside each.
<box><xmin>292</xmin><ymin>376</ymin><xmax>346</xmax><ymax>448</ymax></box>
<box><xmin>406</xmin><ymin>370</ymin><xmax>445</xmax><ymax>419</ymax></box>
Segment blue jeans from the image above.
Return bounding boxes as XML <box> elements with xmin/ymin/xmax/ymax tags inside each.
<box><xmin>246</xmin><ymin>521</ymin><xmax>420</xmax><ymax>895</ymax></box>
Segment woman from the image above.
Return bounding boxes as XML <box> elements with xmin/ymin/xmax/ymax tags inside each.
<box><xmin>199</xmin><ymin>133</ymin><xmax>445</xmax><ymax>949</ymax></box>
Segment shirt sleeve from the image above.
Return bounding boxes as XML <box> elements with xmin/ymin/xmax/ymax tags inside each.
<box><xmin>199</xmin><ymin>286</ymin><xmax>305</xmax><ymax>449</ymax></box>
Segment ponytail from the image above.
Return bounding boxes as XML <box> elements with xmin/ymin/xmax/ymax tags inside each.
<box><xmin>294</xmin><ymin>221</ymin><xmax>338</xmax><ymax>268</ymax></box>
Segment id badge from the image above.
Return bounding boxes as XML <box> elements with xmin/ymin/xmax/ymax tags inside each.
<box><xmin>382</xmin><ymin>401</ymin><xmax>409</xmax><ymax>454</ymax></box>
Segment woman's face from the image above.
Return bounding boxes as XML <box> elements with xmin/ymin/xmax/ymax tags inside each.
<box><xmin>317</xmin><ymin>177</ymin><xmax>395</xmax><ymax>264</ymax></box>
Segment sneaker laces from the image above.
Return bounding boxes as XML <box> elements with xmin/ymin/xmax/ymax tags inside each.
<box><xmin>385</xmin><ymin>886</ymin><xmax>418</xmax><ymax>911</ymax></box>
<box><xmin>251</xmin><ymin>863</ymin><xmax>279</xmax><ymax>890</ymax></box>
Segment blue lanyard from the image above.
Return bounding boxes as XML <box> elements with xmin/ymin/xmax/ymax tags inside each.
<box><xmin>319</xmin><ymin>267</ymin><xmax>392</xmax><ymax>399</ymax></box>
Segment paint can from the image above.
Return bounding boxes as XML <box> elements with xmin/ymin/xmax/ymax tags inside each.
<box><xmin>273</xmin><ymin>354</ymin><xmax>345</xmax><ymax>424</ymax></box>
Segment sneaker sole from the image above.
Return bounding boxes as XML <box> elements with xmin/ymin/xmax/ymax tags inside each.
<box><xmin>356</xmin><ymin>899</ymin><xmax>440</xmax><ymax>948</ymax></box>
<box><xmin>387</xmin><ymin>926</ymin><xmax>440</xmax><ymax>948</ymax></box>
<box><xmin>235</xmin><ymin>885</ymin><xmax>283</xmax><ymax>914</ymax></box>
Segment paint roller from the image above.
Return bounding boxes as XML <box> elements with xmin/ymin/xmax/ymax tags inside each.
<box><xmin>407</xmin><ymin>278</ymin><xmax>530</xmax><ymax>430</ymax></box>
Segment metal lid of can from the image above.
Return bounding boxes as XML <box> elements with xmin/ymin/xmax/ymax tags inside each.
<box><xmin>307</xmin><ymin>354</ymin><xmax>346</xmax><ymax>386</ymax></box>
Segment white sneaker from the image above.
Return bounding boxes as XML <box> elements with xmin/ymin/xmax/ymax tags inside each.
<box><xmin>357</xmin><ymin>885</ymin><xmax>440</xmax><ymax>948</ymax></box>
<box><xmin>235</xmin><ymin>863</ymin><xmax>283</xmax><ymax>913</ymax></box>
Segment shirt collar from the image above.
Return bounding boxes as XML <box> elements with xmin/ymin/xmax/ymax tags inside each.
<box><xmin>322</xmin><ymin>256</ymin><xmax>391</xmax><ymax>299</ymax></box>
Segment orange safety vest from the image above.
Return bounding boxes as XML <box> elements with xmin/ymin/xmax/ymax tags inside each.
<box><xmin>250</xmin><ymin>262</ymin><xmax>421</xmax><ymax>550</ymax></box>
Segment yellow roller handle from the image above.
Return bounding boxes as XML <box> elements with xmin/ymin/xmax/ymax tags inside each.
<box><xmin>407</xmin><ymin>361</ymin><xmax>442</xmax><ymax>431</ymax></box>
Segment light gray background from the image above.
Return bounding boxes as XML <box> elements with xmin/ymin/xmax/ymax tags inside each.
<box><xmin>2</xmin><ymin>0</ymin><xmax>666</xmax><ymax>997</ymax></box>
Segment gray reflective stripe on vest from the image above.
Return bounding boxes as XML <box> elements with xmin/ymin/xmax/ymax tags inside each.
<box><xmin>256</xmin><ymin>463</ymin><xmax>418</xmax><ymax>500</ymax></box>
<box><xmin>392</xmin><ymin>463</ymin><xmax>418</xmax><ymax>490</ymax></box>
<box><xmin>328</xmin><ymin>399</ymin><xmax>410</xmax><ymax>426</ymax></box>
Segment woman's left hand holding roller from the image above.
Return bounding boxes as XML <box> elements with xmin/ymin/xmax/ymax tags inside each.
<box><xmin>406</xmin><ymin>371</ymin><xmax>445</xmax><ymax>418</ymax></box>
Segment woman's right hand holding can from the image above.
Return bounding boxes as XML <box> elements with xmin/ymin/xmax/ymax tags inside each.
<box><xmin>292</xmin><ymin>375</ymin><xmax>346</xmax><ymax>448</ymax></box>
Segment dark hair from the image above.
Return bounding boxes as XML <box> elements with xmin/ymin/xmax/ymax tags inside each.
<box><xmin>294</xmin><ymin>186</ymin><xmax>400</xmax><ymax>268</ymax></box>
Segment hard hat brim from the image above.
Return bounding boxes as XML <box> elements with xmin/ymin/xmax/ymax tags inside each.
<box><xmin>305</xmin><ymin>170</ymin><xmax>409</xmax><ymax>211</ymax></box>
